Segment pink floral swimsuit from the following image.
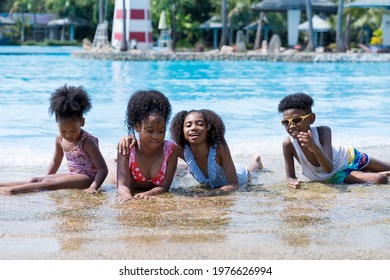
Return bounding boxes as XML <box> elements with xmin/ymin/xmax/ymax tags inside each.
<box><xmin>129</xmin><ymin>140</ymin><xmax>175</xmax><ymax>186</ymax></box>
<box><xmin>64</xmin><ymin>130</ymin><xmax>98</xmax><ymax>179</ymax></box>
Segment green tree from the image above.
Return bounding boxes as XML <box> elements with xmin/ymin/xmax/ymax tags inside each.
<box><xmin>10</xmin><ymin>0</ymin><xmax>31</xmax><ymax>43</ymax></box>
<box><xmin>0</xmin><ymin>1</ymin><xmax>14</xmax><ymax>11</ymax></box>
<box><xmin>152</xmin><ymin>0</ymin><xmax>215</xmax><ymax>48</ymax></box>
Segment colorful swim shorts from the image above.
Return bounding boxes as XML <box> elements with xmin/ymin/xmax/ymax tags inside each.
<box><xmin>327</xmin><ymin>147</ymin><xmax>370</xmax><ymax>184</ymax></box>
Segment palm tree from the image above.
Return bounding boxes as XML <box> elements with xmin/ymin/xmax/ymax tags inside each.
<box><xmin>99</xmin><ymin>0</ymin><xmax>104</xmax><ymax>24</ymax></box>
<box><xmin>219</xmin><ymin>0</ymin><xmax>228</xmax><ymax>48</ymax></box>
<box><xmin>120</xmin><ymin>0</ymin><xmax>128</xmax><ymax>51</ymax></box>
<box><xmin>10</xmin><ymin>0</ymin><xmax>29</xmax><ymax>43</ymax></box>
<box><xmin>344</xmin><ymin>0</ymin><xmax>351</xmax><ymax>49</ymax></box>
<box><xmin>171</xmin><ymin>0</ymin><xmax>177</xmax><ymax>50</ymax></box>
<box><xmin>336</xmin><ymin>0</ymin><xmax>346</xmax><ymax>52</ymax></box>
<box><xmin>254</xmin><ymin>11</ymin><xmax>264</xmax><ymax>50</ymax></box>
<box><xmin>305</xmin><ymin>0</ymin><xmax>315</xmax><ymax>51</ymax></box>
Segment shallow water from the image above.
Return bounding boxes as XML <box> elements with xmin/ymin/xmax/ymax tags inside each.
<box><xmin>0</xmin><ymin>49</ymin><xmax>390</xmax><ymax>259</ymax></box>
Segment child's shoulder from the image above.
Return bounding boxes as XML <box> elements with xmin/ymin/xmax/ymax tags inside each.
<box><xmin>315</xmin><ymin>126</ymin><xmax>332</xmax><ymax>136</ymax></box>
<box><xmin>282</xmin><ymin>135</ymin><xmax>292</xmax><ymax>144</ymax></box>
<box><xmin>80</xmin><ymin>130</ymin><xmax>99</xmax><ymax>147</ymax></box>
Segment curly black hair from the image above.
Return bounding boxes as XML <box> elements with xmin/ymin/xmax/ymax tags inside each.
<box><xmin>278</xmin><ymin>92</ymin><xmax>314</xmax><ymax>113</ymax></box>
<box><xmin>49</xmin><ymin>85</ymin><xmax>92</xmax><ymax>121</ymax></box>
<box><xmin>170</xmin><ymin>109</ymin><xmax>226</xmax><ymax>149</ymax></box>
<box><xmin>126</xmin><ymin>90</ymin><xmax>171</xmax><ymax>134</ymax></box>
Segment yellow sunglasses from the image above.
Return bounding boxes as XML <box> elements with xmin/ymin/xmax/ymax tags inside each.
<box><xmin>280</xmin><ymin>113</ymin><xmax>311</xmax><ymax>127</ymax></box>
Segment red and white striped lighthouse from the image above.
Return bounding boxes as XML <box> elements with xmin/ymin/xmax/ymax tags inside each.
<box><xmin>111</xmin><ymin>0</ymin><xmax>153</xmax><ymax>50</ymax></box>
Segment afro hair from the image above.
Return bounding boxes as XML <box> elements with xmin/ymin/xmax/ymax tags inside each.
<box><xmin>49</xmin><ymin>85</ymin><xmax>92</xmax><ymax>121</ymax></box>
<box><xmin>278</xmin><ymin>93</ymin><xmax>314</xmax><ymax>113</ymax></box>
<box><xmin>170</xmin><ymin>109</ymin><xmax>226</xmax><ymax>149</ymax></box>
<box><xmin>126</xmin><ymin>90</ymin><xmax>171</xmax><ymax>134</ymax></box>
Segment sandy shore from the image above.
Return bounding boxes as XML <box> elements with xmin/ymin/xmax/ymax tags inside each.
<box><xmin>1</xmin><ymin>147</ymin><xmax>390</xmax><ymax>260</ymax></box>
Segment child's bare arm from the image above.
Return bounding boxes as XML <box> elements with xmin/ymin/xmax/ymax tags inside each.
<box><xmin>282</xmin><ymin>137</ymin><xmax>300</xmax><ymax>189</ymax></box>
<box><xmin>83</xmin><ymin>137</ymin><xmax>108</xmax><ymax>193</ymax></box>
<box><xmin>46</xmin><ymin>135</ymin><xmax>63</xmax><ymax>175</ymax></box>
<box><xmin>133</xmin><ymin>186</ymin><xmax>166</xmax><ymax>199</ymax></box>
<box><xmin>116</xmin><ymin>151</ymin><xmax>133</xmax><ymax>202</ymax></box>
<box><xmin>198</xmin><ymin>144</ymin><xmax>239</xmax><ymax>197</ymax></box>
<box><xmin>297</xmin><ymin>127</ymin><xmax>333</xmax><ymax>173</ymax></box>
<box><xmin>117</xmin><ymin>134</ymin><xmax>136</xmax><ymax>155</ymax></box>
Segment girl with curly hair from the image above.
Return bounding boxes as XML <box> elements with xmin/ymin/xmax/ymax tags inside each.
<box><xmin>0</xmin><ymin>85</ymin><xmax>108</xmax><ymax>195</ymax></box>
<box><xmin>169</xmin><ymin>109</ymin><xmax>262</xmax><ymax>197</ymax></box>
<box><xmin>110</xmin><ymin>90</ymin><xmax>178</xmax><ymax>201</ymax></box>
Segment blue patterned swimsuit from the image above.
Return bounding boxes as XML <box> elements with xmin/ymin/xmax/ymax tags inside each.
<box><xmin>183</xmin><ymin>145</ymin><xmax>249</xmax><ymax>188</ymax></box>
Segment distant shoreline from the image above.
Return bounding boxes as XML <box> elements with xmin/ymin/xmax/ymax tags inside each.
<box><xmin>71</xmin><ymin>50</ymin><xmax>390</xmax><ymax>63</ymax></box>
<box><xmin>1</xmin><ymin>46</ymin><xmax>389</xmax><ymax>62</ymax></box>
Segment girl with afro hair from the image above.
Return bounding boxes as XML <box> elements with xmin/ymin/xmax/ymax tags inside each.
<box><xmin>111</xmin><ymin>90</ymin><xmax>178</xmax><ymax>201</ymax></box>
<box><xmin>0</xmin><ymin>85</ymin><xmax>108</xmax><ymax>195</ymax></box>
<box><xmin>169</xmin><ymin>109</ymin><xmax>262</xmax><ymax>197</ymax></box>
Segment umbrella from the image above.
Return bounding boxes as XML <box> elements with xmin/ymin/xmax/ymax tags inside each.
<box><xmin>158</xmin><ymin>11</ymin><xmax>167</xmax><ymax>30</ymax></box>
<box><xmin>48</xmin><ymin>18</ymin><xmax>89</xmax><ymax>26</ymax></box>
<box><xmin>299</xmin><ymin>15</ymin><xmax>330</xmax><ymax>47</ymax></box>
<box><xmin>298</xmin><ymin>15</ymin><xmax>330</xmax><ymax>32</ymax></box>
<box><xmin>199</xmin><ymin>16</ymin><xmax>225</xmax><ymax>49</ymax></box>
<box><xmin>199</xmin><ymin>16</ymin><xmax>223</xmax><ymax>29</ymax></box>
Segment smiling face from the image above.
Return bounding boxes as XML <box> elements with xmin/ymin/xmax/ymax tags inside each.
<box><xmin>183</xmin><ymin>112</ymin><xmax>208</xmax><ymax>145</ymax></box>
<box><xmin>136</xmin><ymin>114</ymin><xmax>166</xmax><ymax>150</ymax></box>
<box><xmin>281</xmin><ymin>109</ymin><xmax>314</xmax><ymax>139</ymax></box>
<box><xmin>58</xmin><ymin>117</ymin><xmax>84</xmax><ymax>143</ymax></box>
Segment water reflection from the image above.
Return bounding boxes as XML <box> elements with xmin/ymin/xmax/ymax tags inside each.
<box><xmin>278</xmin><ymin>183</ymin><xmax>336</xmax><ymax>248</ymax></box>
<box><xmin>114</xmin><ymin>189</ymin><xmax>236</xmax><ymax>245</ymax></box>
<box><xmin>48</xmin><ymin>189</ymin><xmax>107</xmax><ymax>251</ymax></box>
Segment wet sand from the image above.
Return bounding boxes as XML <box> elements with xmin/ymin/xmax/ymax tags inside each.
<box><xmin>1</xmin><ymin>148</ymin><xmax>390</xmax><ymax>260</ymax></box>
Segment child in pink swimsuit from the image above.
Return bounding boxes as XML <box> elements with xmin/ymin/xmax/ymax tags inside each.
<box><xmin>109</xmin><ymin>90</ymin><xmax>178</xmax><ymax>201</ymax></box>
<box><xmin>0</xmin><ymin>85</ymin><xmax>108</xmax><ymax>195</ymax></box>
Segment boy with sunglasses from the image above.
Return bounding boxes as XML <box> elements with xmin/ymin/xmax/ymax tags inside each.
<box><xmin>278</xmin><ymin>92</ymin><xmax>390</xmax><ymax>189</ymax></box>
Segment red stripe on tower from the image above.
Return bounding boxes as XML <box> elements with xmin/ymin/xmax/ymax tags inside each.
<box><xmin>115</xmin><ymin>9</ymin><xmax>126</xmax><ymax>19</ymax></box>
<box><xmin>129</xmin><ymin>32</ymin><xmax>145</xmax><ymax>42</ymax></box>
<box><xmin>114</xmin><ymin>33</ymin><xmax>121</xmax><ymax>41</ymax></box>
<box><xmin>130</xmin><ymin>9</ymin><xmax>145</xmax><ymax>20</ymax></box>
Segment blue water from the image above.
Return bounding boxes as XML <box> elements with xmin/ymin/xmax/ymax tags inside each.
<box><xmin>2</xmin><ymin>48</ymin><xmax>390</xmax><ymax>260</ymax></box>
<box><xmin>1</xmin><ymin>50</ymin><xmax>390</xmax><ymax>172</ymax></box>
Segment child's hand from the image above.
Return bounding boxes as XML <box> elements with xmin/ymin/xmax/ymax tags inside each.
<box><xmin>288</xmin><ymin>178</ymin><xmax>300</xmax><ymax>189</ymax></box>
<box><xmin>297</xmin><ymin>130</ymin><xmax>318</xmax><ymax>152</ymax></box>
<box><xmin>84</xmin><ymin>187</ymin><xmax>99</xmax><ymax>194</ymax></box>
<box><xmin>117</xmin><ymin>192</ymin><xmax>134</xmax><ymax>202</ymax></box>
<box><xmin>134</xmin><ymin>193</ymin><xmax>154</xmax><ymax>200</ymax></box>
<box><xmin>117</xmin><ymin>135</ymin><xmax>136</xmax><ymax>155</ymax></box>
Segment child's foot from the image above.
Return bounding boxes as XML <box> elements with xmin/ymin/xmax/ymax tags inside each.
<box><xmin>256</xmin><ymin>155</ymin><xmax>263</xmax><ymax>170</ymax></box>
<box><xmin>253</xmin><ymin>154</ymin><xmax>263</xmax><ymax>171</ymax></box>
<box><xmin>175</xmin><ymin>163</ymin><xmax>189</xmax><ymax>177</ymax></box>
<box><xmin>0</xmin><ymin>187</ymin><xmax>13</xmax><ymax>195</ymax></box>
<box><xmin>248</xmin><ymin>154</ymin><xmax>263</xmax><ymax>172</ymax></box>
<box><xmin>380</xmin><ymin>171</ymin><xmax>390</xmax><ymax>176</ymax></box>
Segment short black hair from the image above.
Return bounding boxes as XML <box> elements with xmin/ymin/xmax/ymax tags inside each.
<box><xmin>49</xmin><ymin>85</ymin><xmax>92</xmax><ymax>121</ymax></box>
<box><xmin>278</xmin><ymin>93</ymin><xmax>314</xmax><ymax>113</ymax></box>
<box><xmin>170</xmin><ymin>109</ymin><xmax>226</xmax><ymax>148</ymax></box>
<box><xmin>126</xmin><ymin>90</ymin><xmax>171</xmax><ymax>134</ymax></box>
